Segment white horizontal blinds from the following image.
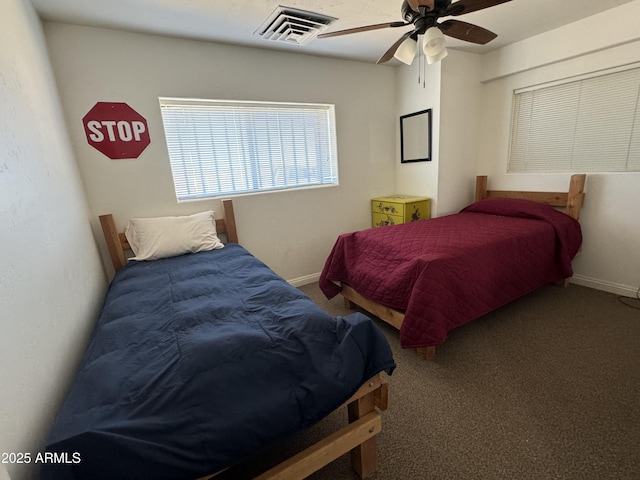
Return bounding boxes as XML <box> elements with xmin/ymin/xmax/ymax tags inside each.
<box><xmin>509</xmin><ymin>65</ymin><xmax>640</xmax><ymax>173</ymax></box>
<box><xmin>510</xmin><ymin>83</ymin><xmax>580</xmax><ymax>172</ymax></box>
<box><xmin>573</xmin><ymin>69</ymin><xmax>640</xmax><ymax>171</ymax></box>
<box><xmin>627</xmin><ymin>86</ymin><xmax>640</xmax><ymax>171</ymax></box>
<box><xmin>159</xmin><ymin>98</ymin><xmax>338</xmax><ymax>200</ymax></box>
<box><xmin>509</xmin><ymin>92</ymin><xmax>532</xmax><ymax>171</ymax></box>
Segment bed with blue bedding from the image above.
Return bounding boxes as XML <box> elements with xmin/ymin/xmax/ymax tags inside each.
<box><xmin>41</xmin><ymin>205</ymin><xmax>395</xmax><ymax>480</ymax></box>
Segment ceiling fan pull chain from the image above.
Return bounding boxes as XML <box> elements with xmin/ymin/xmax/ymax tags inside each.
<box><xmin>417</xmin><ymin>51</ymin><xmax>426</xmax><ymax>89</ymax></box>
<box><xmin>422</xmin><ymin>52</ymin><xmax>425</xmax><ymax>88</ymax></box>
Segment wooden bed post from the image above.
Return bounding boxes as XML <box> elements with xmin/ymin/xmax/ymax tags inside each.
<box><xmin>221</xmin><ymin>199</ymin><xmax>239</xmax><ymax>243</ymax></box>
<box><xmin>99</xmin><ymin>214</ymin><xmax>126</xmax><ymax>273</ymax></box>
<box><xmin>347</xmin><ymin>390</ymin><xmax>378</xmax><ymax>478</ymax></box>
<box><xmin>566</xmin><ymin>174</ymin><xmax>586</xmax><ymax>221</ymax></box>
<box><xmin>416</xmin><ymin>347</ymin><xmax>436</xmax><ymax>360</ymax></box>
<box><xmin>475</xmin><ymin>176</ymin><xmax>488</xmax><ymax>202</ymax></box>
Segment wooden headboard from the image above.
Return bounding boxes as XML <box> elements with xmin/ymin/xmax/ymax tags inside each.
<box><xmin>475</xmin><ymin>174</ymin><xmax>586</xmax><ymax>221</ymax></box>
<box><xmin>99</xmin><ymin>199</ymin><xmax>238</xmax><ymax>273</ymax></box>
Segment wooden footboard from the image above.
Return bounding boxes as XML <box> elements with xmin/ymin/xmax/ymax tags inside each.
<box><xmin>197</xmin><ymin>373</ymin><xmax>389</xmax><ymax>480</ymax></box>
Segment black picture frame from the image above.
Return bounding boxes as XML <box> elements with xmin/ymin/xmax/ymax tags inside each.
<box><xmin>400</xmin><ymin>109</ymin><xmax>432</xmax><ymax>163</ymax></box>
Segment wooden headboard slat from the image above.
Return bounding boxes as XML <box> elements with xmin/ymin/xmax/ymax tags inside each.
<box><xmin>99</xmin><ymin>199</ymin><xmax>238</xmax><ymax>274</ymax></box>
<box><xmin>117</xmin><ymin>233</ymin><xmax>130</xmax><ymax>250</ymax></box>
<box><xmin>484</xmin><ymin>190</ymin><xmax>568</xmax><ymax>206</ymax></box>
<box><xmin>475</xmin><ymin>174</ymin><xmax>586</xmax><ymax>221</ymax></box>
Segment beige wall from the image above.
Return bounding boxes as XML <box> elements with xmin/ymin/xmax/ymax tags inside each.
<box><xmin>0</xmin><ymin>1</ymin><xmax>106</xmax><ymax>479</ymax></box>
<box><xmin>43</xmin><ymin>23</ymin><xmax>397</xmax><ymax>284</ymax></box>
<box><xmin>438</xmin><ymin>50</ymin><xmax>482</xmax><ymax>215</ymax></box>
<box><xmin>394</xmin><ymin>56</ymin><xmax>441</xmax><ymax>213</ymax></box>
<box><xmin>394</xmin><ymin>49</ymin><xmax>482</xmax><ymax>217</ymax></box>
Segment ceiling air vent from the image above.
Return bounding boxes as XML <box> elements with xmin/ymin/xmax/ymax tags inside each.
<box><xmin>255</xmin><ymin>6</ymin><xmax>337</xmax><ymax>45</ymax></box>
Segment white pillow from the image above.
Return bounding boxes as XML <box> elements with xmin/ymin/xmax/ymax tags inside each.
<box><xmin>125</xmin><ymin>210</ymin><xmax>224</xmax><ymax>261</ymax></box>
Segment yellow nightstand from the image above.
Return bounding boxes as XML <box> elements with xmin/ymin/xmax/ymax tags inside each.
<box><xmin>372</xmin><ymin>195</ymin><xmax>431</xmax><ymax>227</ymax></box>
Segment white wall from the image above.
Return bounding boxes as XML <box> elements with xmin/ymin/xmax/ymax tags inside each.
<box><xmin>0</xmin><ymin>1</ymin><xmax>106</xmax><ymax>479</ymax></box>
<box><xmin>395</xmin><ymin>49</ymin><xmax>482</xmax><ymax>218</ymax></box>
<box><xmin>395</xmin><ymin>57</ymin><xmax>441</xmax><ymax>213</ymax></box>
<box><xmin>43</xmin><ymin>23</ymin><xmax>397</xmax><ymax>283</ymax></box>
<box><xmin>438</xmin><ymin>50</ymin><xmax>482</xmax><ymax>215</ymax></box>
<box><xmin>477</xmin><ymin>2</ymin><xmax>640</xmax><ymax>295</ymax></box>
<box><xmin>481</xmin><ymin>1</ymin><xmax>640</xmax><ymax>82</ymax></box>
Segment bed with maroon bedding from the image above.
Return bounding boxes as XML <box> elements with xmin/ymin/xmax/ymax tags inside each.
<box><xmin>319</xmin><ymin>175</ymin><xmax>586</xmax><ymax>358</ymax></box>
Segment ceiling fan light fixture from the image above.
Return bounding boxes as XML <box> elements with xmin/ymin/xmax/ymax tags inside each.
<box><xmin>423</xmin><ymin>26</ymin><xmax>447</xmax><ymax>64</ymax></box>
<box><xmin>393</xmin><ymin>37</ymin><xmax>417</xmax><ymax>65</ymax></box>
<box><xmin>426</xmin><ymin>45</ymin><xmax>448</xmax><ymax>64</ymax></box>
<box><xmin>423</xmin><ymin>27</ymin><xmax>445</xmax><ymax>55</ymax></box>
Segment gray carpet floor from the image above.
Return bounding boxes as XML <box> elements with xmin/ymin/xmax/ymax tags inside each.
<box><xmin>219</xmin><ymin>282</ymin><xmax>640</xmax><ymax>480</ymax></box>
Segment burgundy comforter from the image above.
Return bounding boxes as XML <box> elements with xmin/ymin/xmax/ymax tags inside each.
<box><xmin>319</xmin><ymin>198</ymin><xmax>582</xmax><ymax>349</ymax></box>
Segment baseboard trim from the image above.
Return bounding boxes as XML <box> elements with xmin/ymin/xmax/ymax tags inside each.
<box><xmin>570</xmin><ymin>275</ymin><xmax>639</xmax><ymax>297</ymax></box>
<box><xmin>288</xmin><ymin>272</ymin><xmax>639</xmax><ymax>297</ymax></box>
<box><xmin>288</xmin><ymin>272</ymin><xmax>321</xmax><ymax>288</ymax></box>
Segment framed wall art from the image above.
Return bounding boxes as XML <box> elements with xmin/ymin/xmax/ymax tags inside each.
<box><xmin>400</xmin><ymin>109</ymin><xmax>432</xmax><ymax>163</ymax></box>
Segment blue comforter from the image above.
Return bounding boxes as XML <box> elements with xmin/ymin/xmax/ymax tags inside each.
<box><xmin>41</xmin><ymin>245</ymin><xmax>395</xmax><ymax>480</ymax></box>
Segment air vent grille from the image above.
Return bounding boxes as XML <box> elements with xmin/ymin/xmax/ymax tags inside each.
<box><xmin>255</xmin><ymin>6</ymin><xmax>337</xmax><ymax>45</ymax></box>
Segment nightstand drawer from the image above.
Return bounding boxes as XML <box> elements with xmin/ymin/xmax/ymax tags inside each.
<box><xmin>371</xmin><ymin>195</ymin><xmax>430</xmax><ymax>227</ymax></box>
<box><xmin>372</xmin><ymin>212</ymin><xmax>403</xmax><ymax>227</ymax></box>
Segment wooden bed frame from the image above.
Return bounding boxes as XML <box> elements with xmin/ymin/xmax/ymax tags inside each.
<box><xmin>341</xmin><ymin>174</ymin><xmax>586</xmax><ymax>361</ymax></box>
<box><xmin>209</xmin><ymin>374</ymin><xmax>389</xmax><ymax>480</ymax></box>
<box><xmin>98</xmin><ymin>200</ymin><xmax>390</xmax><ymax>480</ymax></box>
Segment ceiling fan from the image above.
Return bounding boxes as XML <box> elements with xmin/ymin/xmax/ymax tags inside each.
<box><xmin>318</xmin><ymin>0</ymin><xmax>512</xmax><ymax>64</ymax></box>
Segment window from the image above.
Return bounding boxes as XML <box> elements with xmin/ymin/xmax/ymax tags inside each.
<box><xmin>159</xmin><ymin>97</ymin><xmax>339</xmax><ymax>201</ymax></box>
<box><xmin>509</xmin><ymin>64</ymin><xmax>640</xmax><ymax>173</ymax></box>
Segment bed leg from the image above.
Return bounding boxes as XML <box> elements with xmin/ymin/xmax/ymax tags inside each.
<box><xmin>416</xmin><ymin>346</ymin><xmax>436</xmax><ymax>360</ymax></box>
<box><xmin>347</xmin><ymin>389</ymin><xmax>379</xmax><ymax>478</ymax></box>
<box><xmin>344</xmin><ymin>297</ymin><xmax>356</xmax><ymax>310</ymax></box>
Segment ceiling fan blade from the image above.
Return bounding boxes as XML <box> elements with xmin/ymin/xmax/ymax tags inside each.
<box><xmin>439</xmin><ymin>19</ymin><xmax>497</xmax><ymax>44</ymax></box>
<box><xmin>446</xmin><ymin>0</ymin><xmax>512</xmax><ymax>16</ymax></box>
<box><xmin>377</xmin><ymin>30</ymin><xmax>415</xmax><ymax>64</ymax></box>
<box><xmin>317</xmin><ymin>21</ymin><xmax>408</xmax><ymax>39</ymax></box>
<box><xmin>407</xmin><ymin>0</ymin><xmax>435</xmax><ymax>12</ymax></box>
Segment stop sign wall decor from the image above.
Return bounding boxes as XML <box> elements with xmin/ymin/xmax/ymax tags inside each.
<box><xmin>82</xmin><ymin>102</ymin><xmax>151</xmax><ymax>159</ymax></box>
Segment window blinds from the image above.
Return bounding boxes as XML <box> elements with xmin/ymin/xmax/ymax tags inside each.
<box><xmin>159</xmin><ymin>98</ymin><xmax>338</xmax><ymax>200</ymax></box>
<box><xmin>509</xmin><ymin>65</ymin><xmax>640</xmax><ymax>173</ymax></box>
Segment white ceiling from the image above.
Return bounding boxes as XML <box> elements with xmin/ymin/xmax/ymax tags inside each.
<box><xmin>30</xmin><ymin>0</ymin><xmax>637</xmax><ymax>64</ymax></box>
